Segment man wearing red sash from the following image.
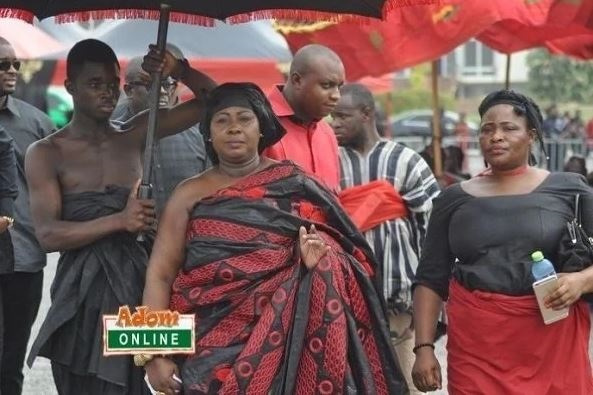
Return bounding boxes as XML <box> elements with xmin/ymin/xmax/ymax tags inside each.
<box><xmin>331</xmin><ymin>83</ymin><xmax>439</xmax><ymax>394</ymax></box>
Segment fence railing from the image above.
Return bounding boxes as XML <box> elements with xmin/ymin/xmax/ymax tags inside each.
<box><xmin>393</xmin><ymin>136</ymin><xmax>590</xmax><ymax>173</ymax></box>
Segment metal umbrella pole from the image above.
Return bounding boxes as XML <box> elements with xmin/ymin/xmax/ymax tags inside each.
<box><xmin>137</xmin><ymin>3</ymin><xmax>170</xmax><ymax>242</ymax></box>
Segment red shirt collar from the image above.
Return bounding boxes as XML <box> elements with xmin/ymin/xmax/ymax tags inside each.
<box><xmin>268</xmin><ymin>84</ymin><xmax>320</xmax><ymax>127</ymax></box>
<box><xmin>268</xmin><ymin>85</ymin><xmax>294</xmax><ymax>117</ymax></box>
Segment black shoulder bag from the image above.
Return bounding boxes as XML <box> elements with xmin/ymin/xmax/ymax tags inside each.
<box><xmin>558</xmin><ymin>193</ymin><xmax>593</xmax><ymax>274</ymax></box>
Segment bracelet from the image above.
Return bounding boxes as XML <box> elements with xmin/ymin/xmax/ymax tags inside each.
<box><xmin>412</xmin><ymin>343</ymin><xmax>435</xmax><ymax>354</ymax></box>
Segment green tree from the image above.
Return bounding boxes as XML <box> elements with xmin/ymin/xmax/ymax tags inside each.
<box><xmin>527</xmin><ymin>49</ymin><xmax>593</xmax><ymax>103</ymax></box>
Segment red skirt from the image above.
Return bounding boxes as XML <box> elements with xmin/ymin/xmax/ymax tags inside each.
<box><xmin>447</xmin><ymin>280</ymin><xmax>593</xmax><ymax>395</ymax></box>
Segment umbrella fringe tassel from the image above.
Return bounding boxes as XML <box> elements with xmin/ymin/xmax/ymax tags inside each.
<box><xmin>52</xmin><ymin>9</ymin><xmax>375</xmax><ymax>25</ymax></box>
<box><xmin>54</xmin><ymin>10</ymin><xmax>215</xmax><ymax>26</ymax></box>
<box><xmin>1</xmin><ymin>0</ymin><xmax>439</xmax><ymax>25</ymax></box>
<box><xmin>0</xmin><ymin>8</ymin><xmax>35</xmax><ymax>23</ymax></box>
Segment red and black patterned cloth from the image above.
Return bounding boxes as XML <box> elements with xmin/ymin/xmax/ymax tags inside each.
<box><xmin>170</xmin><ymin>162</ymin><xmax>406</xmax><ymax>394</ymax></box>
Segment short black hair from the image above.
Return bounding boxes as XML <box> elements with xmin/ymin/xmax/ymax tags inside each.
<box><xmin>339</xmin><ymin>83</ymin><xmax>375</xmax><ymax>113</ymax></box>
<box><xmin>67</xmin><ymin>39</ymin><xmax>119</xmax><ymax>81</ymax></box>
<box><xmin>478</xmin><ymin>89</ymin><xmax>546</xmax><ymax>165</ymax></box>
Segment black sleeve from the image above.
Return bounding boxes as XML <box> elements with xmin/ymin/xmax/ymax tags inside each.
<box><xmin>0</xmin><ymin>127</ymin><xmax>16</xmax><ymax>217</ymax></box>
<box><xmin>414</xmin><ymin>186</ymin><xmax>463</xmax><ymax>300</ymax></box>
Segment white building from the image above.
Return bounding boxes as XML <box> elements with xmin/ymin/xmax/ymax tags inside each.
<box><xmin>449</xmin><ymin>39</ymin><xmax>531</xmax><ymax>98</ymax></box>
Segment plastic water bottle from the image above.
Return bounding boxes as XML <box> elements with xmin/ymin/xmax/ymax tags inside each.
<box><xmin>531</xmin><ymin>251</ymin><xmax>556</xmax><ymax>281</ymax></box>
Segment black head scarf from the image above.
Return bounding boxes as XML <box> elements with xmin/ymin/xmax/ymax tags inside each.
<box><xmin>478</xmin><ymin>89</ymin><xmax>548</xmax><ymax>165</ymax></box>
<box><xmin>200</xmin><ymin>82</ymin><xmax>286</xmax><ymax>164</ymax></box>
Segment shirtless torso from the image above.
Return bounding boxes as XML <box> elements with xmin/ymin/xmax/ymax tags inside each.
<box><xmin>25</xmin><ymin>47</ymin><xmax>216</xmax><ymax>253</ymax></box>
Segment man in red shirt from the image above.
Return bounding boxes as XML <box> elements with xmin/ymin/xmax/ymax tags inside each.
<box><xmin>265</xmin><ymin>44</ymin><xmax>344</xmax><ymax>191</ymax></box>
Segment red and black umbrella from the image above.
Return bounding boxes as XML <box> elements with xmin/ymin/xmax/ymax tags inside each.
<box><xmin>0</xmin><ymin>0</ymin><xmax>436</xmax><ymax>239</ymax></box>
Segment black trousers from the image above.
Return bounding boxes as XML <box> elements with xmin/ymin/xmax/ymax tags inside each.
<box><xmin>0</xmin><ymin>271</ymin><xmax>43</xmax><ymax>395</ymax></box>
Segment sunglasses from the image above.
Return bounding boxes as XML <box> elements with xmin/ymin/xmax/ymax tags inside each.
<box><xmin>127</xmin><ymin>78</ymin><xmax>177</xmax><ymax>91</ymax></box>
<box><xmin>0</xmin><ymin>60</ymin><xmax>20</xmax><ymax>72</ymax></box>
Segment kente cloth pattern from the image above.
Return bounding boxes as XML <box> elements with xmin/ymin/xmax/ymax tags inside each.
<box><xmin>27</xmin><ymin>185</ymin><xmax>149</xmax><ymax>393</ymax></box>
<box><xmin>170</xmin><ymin>161</ymin><xmax>406</xmax><ymax>394</ymax></box>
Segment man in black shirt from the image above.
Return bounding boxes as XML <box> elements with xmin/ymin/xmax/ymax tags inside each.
<box><xmin>0</xmin><ymin>37</ymin><xmax>55</xmax><ymax>395</ymax></box>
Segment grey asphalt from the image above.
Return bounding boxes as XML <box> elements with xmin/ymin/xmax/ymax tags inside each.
<box><xmin>21</xmin><ymin>252</ymin><xmax>591</xmax><ymax>395</ymax></box>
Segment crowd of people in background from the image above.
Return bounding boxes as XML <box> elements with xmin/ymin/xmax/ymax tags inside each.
<box><xmin>1</xmin><ymin>33</ymin><xmax>593</xmax><ymax>395</ymax></box>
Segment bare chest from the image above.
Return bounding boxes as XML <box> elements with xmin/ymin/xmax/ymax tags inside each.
<box><xmin>55</xmin><ymin>137</ymin><xmax>142</xmax><ymax>193</ymax></box>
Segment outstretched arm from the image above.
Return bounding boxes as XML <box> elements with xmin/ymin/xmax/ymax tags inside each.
<box><xmin>142</xmin><ymin>182</ymin><xmax>193</xmax><ymax>309</ymax></box>
<box><xmin>128</xmin><ymin>46</ymin><xmax>217</xmax><ymax>145</ymax></box>
<box><xmin>142</xmin><ymin>181</ymin><xmax>196</xmax><ymax>395</ymax></box>
<box><xmin>25</xmin><ymin>142</ymin><xmax>155</xmax><ymax>252</ymax></box>
<box><xmin>411</xmin><ymin>285</ymin><xmax>443</xmax><ymax>392</ymax></box>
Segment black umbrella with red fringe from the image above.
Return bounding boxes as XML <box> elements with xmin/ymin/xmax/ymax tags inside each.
<box><xmin>0</xmin><ymin>0</ymin><xmax>435</xmax><ymax>241</ymax></box>
<box><xmin>0</xmin><ymin>0</ymin><xmax>435</xmax><ymax>24</ymax></box>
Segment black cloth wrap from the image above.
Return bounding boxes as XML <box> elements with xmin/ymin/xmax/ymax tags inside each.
<box><xmin>210</xmin><ymin>94</ymin><xmax>254</xmax><ymax>116</ymax></box>
<box><xmin>27</xmin><ymin>185</ymin><xmax>150</xmax><ymax>393</ymax></box>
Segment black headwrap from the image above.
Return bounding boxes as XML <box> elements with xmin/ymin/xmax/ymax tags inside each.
<box><xmin>200</xmin><ymin>82</ymin><xmax>286</xmax><ymax>164</ymax></box>
<box><xmin>478</xmin><ymin>89</ymin><xmax>548</xmax><ymax>165</ymax></box>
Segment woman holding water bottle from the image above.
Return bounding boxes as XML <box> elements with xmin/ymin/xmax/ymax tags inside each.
<box><xmin>412</xmin><ymin>90</ymin><xmax>593</xmax><ymax>394</ymax></box>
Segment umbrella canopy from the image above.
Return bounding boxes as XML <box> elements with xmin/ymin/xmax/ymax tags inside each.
<box><xmin>0</xmin><ymin>0</ymin><xmax>436</xmax><ymax>25</ymax></box>
<box><xmin>545</xmin><ymin>34</ymin><xmax>593</xmax><ymax>60</ymax></box>
<box><xmin>277</xmin><ymin>1</ymin><xmax>501</xmax><ymax>80</ymax></box>
<box><xmin>476</xmin><ymin>0</ymin><xmax>593</xmax><ymax>54</ymax></box>
<box><xmin>0</xmin><ymin>18</ymin><xmax>65</xmax><ymax>58</ymax></box>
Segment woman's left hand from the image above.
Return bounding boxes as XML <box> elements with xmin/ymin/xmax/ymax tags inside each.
<box><xmin>545</xmin><ymin>272</ymin><xmax>587</xmax><ymax>310</ymax></box>
<box><xmin>299</xmin><ymin>225</ymin><xmax>330</xmax><ymax>270</ymax></box>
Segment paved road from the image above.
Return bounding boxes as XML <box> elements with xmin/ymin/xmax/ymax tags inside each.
<box><xmin>21</xmin><ymin>253</ymin><xmax>590</xmax><ymax>394</ymax></box>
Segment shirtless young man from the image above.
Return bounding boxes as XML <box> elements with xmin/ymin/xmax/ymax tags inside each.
<box><xmin>25</xmin><ymin>39</ymin><xmax>216</xmax><ymax>394</ymax></box>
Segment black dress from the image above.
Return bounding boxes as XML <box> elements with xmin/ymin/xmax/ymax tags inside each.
<box><xmin>416</xmin><ymin>172</ymin><xmax>593</xmax><ymax>299</ymax></box>
<box><xmin>27</xmin><ymin>186</ymin><xmax>150</xmax><ymax>395</ymax></box>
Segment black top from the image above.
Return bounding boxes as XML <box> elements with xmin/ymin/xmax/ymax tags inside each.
<box><xmin>416</xmin><ymin>172</ymin><xmax>593</xmax><ymax>300</ymax></box>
